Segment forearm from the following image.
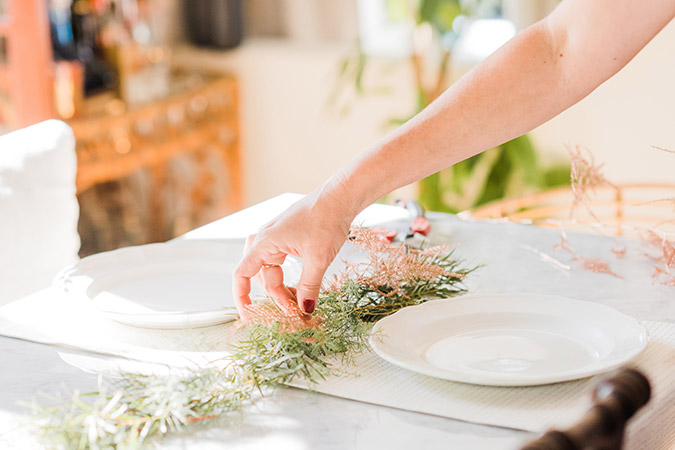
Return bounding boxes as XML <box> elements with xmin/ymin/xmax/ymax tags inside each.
<box><xmin>344</xmin><ymin>20</ymin><xmax>571</xmax><ymax>207</ymax></box>
<box><xmin>325</xmin><ymin>0</ymin><xmax>675</xmax><ymax>217</ymax></box>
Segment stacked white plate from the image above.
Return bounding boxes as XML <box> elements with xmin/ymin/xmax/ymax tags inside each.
<box><xmin>54</xmin><ymin>239</ymin><xmax>301</xmax><ymax>329</ymax></box>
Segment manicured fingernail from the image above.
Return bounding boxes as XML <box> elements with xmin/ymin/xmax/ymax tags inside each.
<box><xmin>303</xmin><ymin>298</ymin><xmax>315</xmax><ymax>314</ymax></box>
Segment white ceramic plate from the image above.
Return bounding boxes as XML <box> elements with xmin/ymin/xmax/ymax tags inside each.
<box><xmin>54</xmin><ymin>239</ymin><xmax>302</xmax><ymax>329</ymax></box>
<box><xmin>369</xmin><ymin>293</ymin><xmax>648</xmax><ymax>386</ymax></box>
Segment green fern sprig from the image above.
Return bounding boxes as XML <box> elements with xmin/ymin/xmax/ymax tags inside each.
<box><xmin>29</xmin><ymin>233</ymin><xmax>474</xmax><ymax>449</ymax></box>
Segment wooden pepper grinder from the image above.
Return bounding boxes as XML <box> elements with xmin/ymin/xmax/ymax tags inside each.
<box><xmin>521</xmin><ymin>368</ymin><xmax>651</xmax><ymax>450</ymax></box>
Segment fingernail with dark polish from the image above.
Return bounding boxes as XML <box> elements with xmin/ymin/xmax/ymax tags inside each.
<box><xmin>303</xmin><ymin>298</ymin><xmax>316</xmax><ymax>314</ymax></box>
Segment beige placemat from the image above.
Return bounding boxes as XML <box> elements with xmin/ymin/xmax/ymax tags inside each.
<box><xmin>292</xmin><ymin>321</ymin><xmax>674</xmax><ymax>448</ymax></box>
<box><xmin>1</xmin><ymin>288</ymin><xmax>673</xmax><ymax>449</ymax></box>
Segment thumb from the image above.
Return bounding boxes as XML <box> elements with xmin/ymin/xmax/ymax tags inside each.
<box><xmin>296</xmin><ymin>258</ymin><xmax>329</xmax><ymax>314</ymax></box>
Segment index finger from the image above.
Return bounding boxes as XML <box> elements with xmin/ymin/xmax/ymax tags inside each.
<box><xmin>232</xmin><ymin>248</ymin><xmax>264</xmax><ymax>317</ymax></box>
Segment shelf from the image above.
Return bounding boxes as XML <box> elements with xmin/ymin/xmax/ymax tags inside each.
<box><xmin>70</xmin><ymin>75</ymin><xmax>239</xmax><ymax>192</ymax></box>
<box><xmin>71</xmin><ymin>74</ymin><xmax>242</xmax><ymax>255</ymax></box>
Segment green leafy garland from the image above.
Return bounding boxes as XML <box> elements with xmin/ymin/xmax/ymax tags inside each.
<box><xmin>28</xmin><ymin>229</ymin><xmax>473</xmax><ymax>449</ymax></box>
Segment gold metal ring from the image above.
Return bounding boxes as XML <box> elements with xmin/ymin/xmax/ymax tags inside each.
<box><xmin>262</xmin><ymin>263</ymin><xmax>281</xmax><ymax>269</ymax></box>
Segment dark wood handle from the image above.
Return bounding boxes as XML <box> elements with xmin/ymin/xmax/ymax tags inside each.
<box><xmin>521</xmin><ymin>368</ymin><xmax>651</xmax><ymax>450</ymax></box>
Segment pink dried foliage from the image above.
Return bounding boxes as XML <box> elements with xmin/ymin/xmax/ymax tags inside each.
<box><xmin>240</xmin><ymin>227</ymin><xmax>464</xmax><ymax>331</ymax></box>
<box><xmin>561</xmin><ymin>146</ymin><xmax>675</xmax><ymax>286</ymax></box>
<box><xmin>343</xmin><ymin>227</ymin><xmax>462</xmax><ymax>298</ymax></box>
<box><xmin>577</xmin><ymin>258</ymin><xmax>624</xmax><ymax>279</ymax></box>
<box><xmin>370</xmin><ymin>227</ymin><xmax>397</xmax><ymax>243</ymax></box>
<box><xmin>350</xmin><ymin>226</ymin><xmax>393</xmax><ymax>252</ymax></box>
<box><xmin>554</xmin><ymin>236</ymin><xmax>623</xmax><ymax>279</ymax></box>
<box><xmin>567</xmin><ymin>145</ymin><xmax>616</xmax><ymax>220</ymax></box>
<box><xmin>641</xmin><ymin>148</ymin><xmax>675</xmax><ymax>285</ymax></box>
<box><xmin>239</xmin><ymin>299</ymin><xmax>322</xmax><ymax>333</ymax></box>
<box><xmin>611</xmin><ymin>246</ymin><xmax>627</xmax><ymax>259</ymax></box>
<box><xmin>652</xmin><ymin>266</ymin><xmax>675</xmax><ymax>287</ymax></box>
<box><xmin>645</xmin><ymin>231</ymin><xmax>675</xmax><ymax>286</ymax></box>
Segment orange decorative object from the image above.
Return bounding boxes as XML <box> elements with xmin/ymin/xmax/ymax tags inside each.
<box><xmin>1</xmin><ymin>0</ymin><xmax>54</xmax><ymax>127</ymax></box>
<box><xmin>411</xmin><ymin>216</ymin><xmax>431</xmax><ymax>236</ymax></box>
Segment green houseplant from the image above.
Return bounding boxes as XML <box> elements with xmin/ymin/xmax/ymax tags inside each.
<box><xmin>335</xmin><ymin>0</ymin><xmax>569</xmax><ymax>212</ymax></box>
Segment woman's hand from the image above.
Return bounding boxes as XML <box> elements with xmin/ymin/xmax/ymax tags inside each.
<box><xmin>233</xmin><ymin>187</ymin><xmax>356</xmax><ymax>317</ymax></box>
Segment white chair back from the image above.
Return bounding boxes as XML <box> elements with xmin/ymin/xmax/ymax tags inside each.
<box><xmin>0</xmin><ymin>120</ymin><xmax>79</xmax><ymax>304</ymax></box>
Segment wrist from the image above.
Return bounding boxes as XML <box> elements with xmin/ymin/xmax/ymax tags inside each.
<box><xmin>315</xmin><ymin>137</ymin><xmax>409</xmax><ymax>221</ymax></box>
<box><xmin>312</xmin><ymin>169</ymin><xmax>370</xmax><ymax>226</ymax></box>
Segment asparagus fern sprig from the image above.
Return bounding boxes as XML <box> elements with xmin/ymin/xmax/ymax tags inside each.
<box><xmin>29</xmin><ymin>228</ymin><xmax>474</xmax><ymax>449</ymax></box>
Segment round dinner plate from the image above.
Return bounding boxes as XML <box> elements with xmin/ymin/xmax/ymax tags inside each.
<box><xmin>369</xmin><ymin>293</ymin><xmax>648</xmax><ymax>386</ymax></box>
<box><xmin>54</xmin><ymin>239</ymin><xmax>302</xmax><ymax>329</ymax></box>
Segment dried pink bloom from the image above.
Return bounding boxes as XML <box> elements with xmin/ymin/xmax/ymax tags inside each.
<box><xmin>338</xmin><ymin>227</ymin><xmax>464</xmax><ymax>298</ymax></box>
<box><xmin>358</xmin><ymin>250</ymin><xmax>449</xmax><ymax>296</ymax></box>
<box><xmin>349</xmin><ymin>227</ymin><xmax>392</xmax><ymax>253</ymax></box>
<box><xmin>567</xmin><ymin>145</ymin><xmax>616</xmax><ymax>220</ymax></box>
<box><xmin>611</xmin><ymin>246</ymin><xmax>627</xmax><ymax>259</ymax></box>
<box><xmin>369</xmin><ymin>227</ymin><xmax>397</xmax><ymax>243</ymax></box>
<box><xmin>577</xmin><ymin>257</ymin><xmax>624</xmax><ymax>279</ymax></box>
<box><xmin>560</xmin><ymin>146</ymin><xmax>675</xmax><ymax>286</ymax></box>
<box><xmin>652</xmin><ymin>266</ymin><xmax>675</xmax><ymax>286</ymax></box>
<box><xmin>419</xmin><ymin>245</ymin><xmax>452</xmax><ymax>258</ymax></box>
<box><xmin>239</xmin><ymin>299</ymin><xmax>322</xmax><ymax>332</ymax></box>
<box><xmin>555</xmin><ymin>235</ymin><xmax>623</xmax><ymax>279</ymax></box>
<box><xmin>240</xmin><ymin>226</ymin><xmax>464</xmax><ymax>331</ymax></box>
<box><xmin>644</xmin><ymin>231</ymin><xmax>675</xmax><ymax>285</ymax></box>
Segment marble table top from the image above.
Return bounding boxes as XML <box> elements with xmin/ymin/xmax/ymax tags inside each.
<box><xmin>1</xmin><ymin>193</ymin><xmax>673</xmax><ymax>449</ymax></box>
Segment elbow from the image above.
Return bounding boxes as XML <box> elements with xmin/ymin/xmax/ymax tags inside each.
<box><xmin>539</xmin><ymin>15</ymin><xmax>600</xmax><ymax>102</ymax></box>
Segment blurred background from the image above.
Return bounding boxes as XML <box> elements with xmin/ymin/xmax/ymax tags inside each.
<box><xmin>1</xmin><ymin>0</ymin><xmax>674</xmax><ymax>256</ymax></box>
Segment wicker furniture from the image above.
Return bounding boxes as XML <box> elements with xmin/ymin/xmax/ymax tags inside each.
<box><xmin>72</xmin><ymin>74</ymin><xmax>242</xmax><ymax>255</ymax></box>
<box><xmin>466</xmin><ymin>184</ymin><xmax>675</xmax><ymax>237</ymax></box>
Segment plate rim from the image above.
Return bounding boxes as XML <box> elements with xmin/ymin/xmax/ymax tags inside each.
<box><xmin>53</xmin><ymin>239</ymin><xmax>291</xmax><ymax>329</ymax></box>
<box><xmin>368</xmin><ymin>292</ymin><xmax>649</xmax><ymax>386</ymax></box>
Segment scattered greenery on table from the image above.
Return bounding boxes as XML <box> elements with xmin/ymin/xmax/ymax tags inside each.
<box><xmin>28</xmin><ymin>228</ymin><xmax>473</xmax><ymax>449</ymax></box>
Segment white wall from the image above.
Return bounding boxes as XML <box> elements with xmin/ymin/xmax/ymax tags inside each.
<box><xmin>175</xmin><ymin>40</ymin><xmax>416</xmax><ymax>206</ymax></box>
<box><xmin>175</xmin><ymin>18</ymin><xmax>675</xmax><ymax>208</ymax></box>
<box><xmin>530</xmin><ymin>20</ymin><xmax>675</xmax><ymax>183</ymax></box>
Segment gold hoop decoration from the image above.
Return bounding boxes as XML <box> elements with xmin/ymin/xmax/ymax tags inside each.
<box><xmin>261</xmin><ymin>263</ymin><xmax>281</xmax><ymax>269</ymax></box>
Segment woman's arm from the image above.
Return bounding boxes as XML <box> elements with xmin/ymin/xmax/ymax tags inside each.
<box><xmin>335</xmin><ymin>0</ymin><xmax>675</xmax><ymax>213</ymax></box>
<box><xmin>234</xmin><ymin>0</ymin><xmax>675</xmax><ymax>315</ymax></box>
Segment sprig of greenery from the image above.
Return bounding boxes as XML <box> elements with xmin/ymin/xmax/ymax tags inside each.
<box><xmin>28</xmin><ymin>238</ymin><xmax>474</xmax><ymax>449</ymax></box>
<box><xmin>342</xmin><ymin>250</ymin><xmax>470</xmax><ymax>322</ymax></box>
